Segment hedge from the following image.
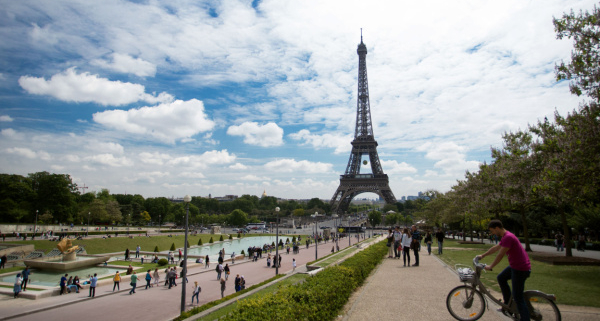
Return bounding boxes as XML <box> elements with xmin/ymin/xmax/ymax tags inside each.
<box><xmin>224</xmin><ymin>240</ymin><xmax>388</xmax><ymax>321</ymax></box>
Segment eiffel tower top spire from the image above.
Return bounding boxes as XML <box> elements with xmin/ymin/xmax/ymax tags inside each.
<box><xmin>354</xmin><ymin>32</ymin><xmax>372</xmax><ymax>140</ymax></box>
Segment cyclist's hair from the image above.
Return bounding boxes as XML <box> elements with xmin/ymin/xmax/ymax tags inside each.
<box><xmin>488</xmin><ymin>219</ymin><xmax>504</xmax><ymax>229</ymax></box>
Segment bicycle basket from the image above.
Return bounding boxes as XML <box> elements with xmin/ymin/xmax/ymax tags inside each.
<box><xmin>455</xmin><ymin>264</ymin><xmax>475</xmax><ymax>282</ymax></box>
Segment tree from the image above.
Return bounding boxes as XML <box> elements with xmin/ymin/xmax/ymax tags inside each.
<box><xmin>29</xmin><ymin>172</ymin><xmax>77</xmax><ymax>223</ymax></box>
<box><xmin>384</xmin><ymin>213</ymin><xmax>399</xmax><ymax>226</ymax></box>
<box><xmin>367</xmin><ymin>210</ymin><xmax>382</xmax><ymax>227</ymax></box>
<box><xmin>228</xmin><ymin>209</ymin><xmax>249</xmax><ymax>227</ymax></box>
<box><xmin>554</xmin><ymin>5</ymin><xmax>600</xmax><ymax>102</ymax></box>
<box><xmin>293</xmin><ymin>208</ymin><xmax>305</xmax><ymax>217</ymax></box>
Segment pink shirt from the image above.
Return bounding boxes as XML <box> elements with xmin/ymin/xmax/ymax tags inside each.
<box><xmin>500</xmin><ymin>231</ymin><xmax>531</xmax><ymax>271</ymax></box>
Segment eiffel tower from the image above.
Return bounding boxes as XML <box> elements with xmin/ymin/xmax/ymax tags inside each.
<box><xmin>330</xmin><ymin>34</ymin><xmax>397</xmax><ymax>214</ymax></box>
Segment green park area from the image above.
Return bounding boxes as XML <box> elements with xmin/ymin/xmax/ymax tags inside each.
<box><xmin>437</xmin><ymin>238</ymin><xmax>600</xmax><ymax>308</ymax></box>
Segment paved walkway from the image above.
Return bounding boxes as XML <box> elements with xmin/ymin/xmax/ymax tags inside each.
<box><xmin>0</xmin><ymin>236</ymin><xmax>360</xmax><ymax>321</ymax></box>
<box><xmin>342</xmin><ymin>249</ymin><xmax>600</xmax><ymax>321</ymax></box>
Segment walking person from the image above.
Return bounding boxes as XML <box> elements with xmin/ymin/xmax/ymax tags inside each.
<box><xmin>191</xmin><ymin>281</ymin><xmax>201</xmax><ymax>305</ymax></box>
<box><xmin>144</xmin><ymin>269</ymin><xmax>152</xmax><ymax>289</ymax></box>
<box><xmin>205</xmin><ymin>255</ymin><xmax>210</xmax><ymax>268</ymax></box>
<box><xmin>135</xmin><ymin>245</ymin><xmax>141</xmax><ymax>258</ymax></box>
<box><xmin>153</xmin><ymin>268</ymin><xmax>160</xmax><ymax>287</ymax></box>
<box><xmin>88</xmin><ymin>273</ymin><xmax>98</xmax><ymax>297</ymax></box>
<box><xmin>477</xmin><ymin>219</ymin><xmax>532</xmax><ymax>321</ymax></box>
<box><xmin>59</xmin><ymin>273</ymin><xmax>68</xmax><ymax>295</ymax></box>
<box><xmin>387</xmin><ymin>229</ymin><xmax>394</xmax><ymax>258</ymax></box>
<box><xmin>231</xmin><ymin>252</ymin><xmax>235</xmax><ymax>264</ymax></box>
<box><xmin>240</xmin><ymin>275</ymin><xmax>246</xmax><ymax>290</ymax></box>
<box><xmin>435</xmin><ymin>229</ymin><xmax>445</xmax><ymax>254</ymax></box>
<box><xmin>424</xmin><ymin>231</ymin><xmax>432</xmax><ymax>255</ymax></box>
<box><xmin>220</xmin><ymin>278</ymin><xmax>226</xmax><ymax>298</ymax></box>
<box><xmin>292</xmin><ymin>258</ymin><xmax>296</xmax><ymax>271</ymax></box>
<box><xmin>411</xmin><ymin>225</ymin><xmax>421</xmax><ymax>266</ymax></box>
<box><xmin>13</xmin><ymin>273</ymin><xmax>22</xmax><ymax>298</ymax></box>
<box><xmin>21</xmin><ymin>267</ymin><xmax>31</xmax><ymax>291</ymax></box>
<box><xmin>393</xmin><ymin>226</ymin><xmax>402</xmax><ymax>259</ymax></box>
<box><xmin>234</xmin><ymin>274</ymin><xmax>241</xmax><ymax>292</ymax></box>
<box><xmin>129</xmin><ymin>271</ymin><xmax>138</xmax><ymax>294</ymax></box>
<box><xmin>224</xmin><ymin>264</ymin><xmax>230</xmax><ymax>280</ymax></box>
<box><xmin>1</xmin><ymin>254</ymin><xmax>7</xmax><ymax>269</ymax></box>
<box><xmin>112</xmin><ymin>271</ymin><xmax>121</xmax><ymax>291</ymax></box>
<box><xmin>555</xmin><ymin>232</ymin><xmax>564</xmax><ymax>251</ymax></box>
<box><xmin>125</xmin><ymin>248</ymin><xmax>130</xmax><ymax>261</ymax></box>
<box><xmin>401</xmin><ymin>228</ymin><xmax>412</xmax><ymax>267</ymax></box>
<box><xmin>216</xmin><ymin>263</ymin><xmax>223</xmax><ymax>280</ymax></box>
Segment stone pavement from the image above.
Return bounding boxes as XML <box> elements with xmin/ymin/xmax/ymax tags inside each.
<box><xmin>342</xmin><ymin>249</ymin><xmax>600</xmax><ymax>321</ymax></box>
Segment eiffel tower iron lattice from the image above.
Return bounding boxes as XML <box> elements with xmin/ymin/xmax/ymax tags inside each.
<box><xmin>329</xmin><ymin>35</ymin><xmax>397</xmax><ymax>214</ymax></box>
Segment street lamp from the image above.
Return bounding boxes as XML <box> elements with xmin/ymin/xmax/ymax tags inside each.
<box><xmin>159</xmin><ymin>215</ymin><xmax>161</xmax><ymax>233</ymax></box>
<box><xmin>181</xmin><ymin>195</ymin><xmax>191</xmax><ymax>313</ymax></box>
<box><xmin>127</xmin><ymin>214</ymin><xmax>130</xmax><ymax>235</ymax></box>
<box><xmin>275</xmin><ymin>207</ymin><xmax>280</xmax><ymax>275</ymax></box>
<box><xmin>314</xmin><ymin>212</ymin><xmax>318</xmax><ymax>260</ymax></box>
<box><xmin>87</xmin><ymin>212</ymin><xmax>90</xmax><ymax>237</ymax></box>
<box><xmin>33</xmin><ymin>210</ymin><xmax>38</xmax><ymax>240</ymax></box>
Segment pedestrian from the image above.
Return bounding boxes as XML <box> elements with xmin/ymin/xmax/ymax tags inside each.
<box><xmin>393</xmin><ymin>226</ymin><xmax>402</xmax><ymax>259</ymax></box>
<box><xmin>129</xmin><ymin>271</ymin><xmax>138</xmax><ymax>294</ymax></box>
<box><xmin>60</xmin><ymin>273</ymin><xmax>68</xmax><ymax>295</ymax></box>
<box><xmin>253</xmin><ymin>251</ymin><xmax>257</xmax><ymax>262</ymax></box>
<box><xmin>178</xmin><ymin>249</ymin><xmax>182</xmax><ymax>261</ymax></box>
<box><xmin>153</xmin><ymin>268</ymin><xmax>160</xmax><ymax>287</ymax></box>
<box><xmin>205</xmin><ymin>255</ymin><xmax>210</xmax><ymax>269</ymax></box>
<box><xmin>435</xmin><ymin>229</ymin><xmax>445</xmax><ymax>255</ymax></box>
<box><xmin>220</xmin><ymin>278</ymin><xmax>226</xmax><ymax>298</ymax></box>
<box><xmin>164</xmin><ymin>267</ymin><xmax>170</xmax><ymax>286</ymax></box>
<box><xmin>191</xmin><ymin>281</ymin><xmax>201</xmax><ymax>304</ymax></box>
<box><xmin>125</xmin><ymin>248</ymin><xmax>130</xmax><ymax>260</ymax></box>
<box><xmin>292</xmin><ymin>258</ymin><xmax>296</xmax><ymax>271</ymax></box>
<box><xmin>14</xmin><ymin>273</ymin><xmax>22</xmax><ymax>298</ymax></box>
<box><xmin>88</xmin><ymin>273</ymin><xmax>98</xmax><ymax>297</ymax></box>
<box><xmin>240</xmin><ymin>275</ymin><xmax>245</xmax><ymax>290</ymax></box>
<box><xmin>555</xmin><ymin>232</ymin><xmax>564</xmax><ymax>251</ymax></box>
<box><xmin>1</xmin><ymin>254</ymin><xmax>7</xmax><ymax>269</ymax></box>
<box><xmin>231</xmin><ymin>252</ymin><xmax>235</xmax><ymax>264</ymax></box>
<box><xmin>234</xmin><ymin>274</ymin><xmax>241</xmax><ymax>292</ymax></box>
<box><xmin>424</xmin><ymin>231</ymin><xmax>432</xmax><ymax>255</ymax></box>
<box><xmin>136</xmin><ymin>245</ymin><xmax>141</xmax><ymax>258</ymax></box>
<box><xmin>21</xmin><ymin>267</ymin><xmax>31</xmax><ymax>291</ymax></box>
<box><xmin>267</xmin><ymin>256</ymin><xmax>271</xmax><ymax>267</ymax></box>
<box><xmin>216</xmin><ymin>263</ymin><xmax>223</xmax><ymax>280</ymax></box>
<box><xmin>145</xmin><ymin>269</ymin><xmax>152</xmax><ymax>289</ymax></box>
<box><xmin>401</xmin><ymin>228</ymin><xmax>412</xmax><ymax>267</ymax></box>
<box><xmin>411</xmin><ymin>225</ymin><xmax>421</xmax><ymax>266</ymax></box>
<box><xmin>224</xmin><ymin>264</ymin><xmax>230</xmax><ymax>280</ymax></box>
<box><xmin>386</xmin><ymin>229</ymin><xmax>394</xmax><ymax>258</ymax></box>
<box><xmin>113</xmin><ymin>272</ymin><xmax>121</xmax><ymax>291</ymax></box>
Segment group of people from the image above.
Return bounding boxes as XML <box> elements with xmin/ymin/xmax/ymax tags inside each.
<box><xmin>387</xmin><ymin>225</ymin><xmax>422</xmax><ymax>267</ymax></box>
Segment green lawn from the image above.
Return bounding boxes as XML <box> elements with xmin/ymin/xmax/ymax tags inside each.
<box><xmin>436</xmin><ymin>247</ymin><xmax>600</xmax><ymax>308</ymax></box>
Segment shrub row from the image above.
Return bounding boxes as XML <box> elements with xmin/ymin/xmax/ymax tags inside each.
<box><xmin>225</xmin><ymin>240</ymin><xmax>388</xmax><ymax>321</ymax></box>
<box><xmin>518</xmin><ymin>238</ymin><xmax>600</xmax><ymax>251</ymax></box>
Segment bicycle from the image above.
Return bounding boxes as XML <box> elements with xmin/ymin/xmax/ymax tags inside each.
<box><xmin>446</xmin><ymin>257</ymin><xmax>561</xmax><ymax>321</ymax></box>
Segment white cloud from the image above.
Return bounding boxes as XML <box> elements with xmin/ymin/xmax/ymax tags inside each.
<box><xmin>166</xmin><ymin>150</ymin><xmax>236</xmax><ymax>168</ymax></box>
<box><xmin>417</xmin><ymin>142</ymin><xmax>481</xmax><ymax>177</ymax></box>
<box><xmin>240</xmin><ymin>174</ymin><xmax>268</xmax><ymax>181</ymax></box>
<box><xmin>5</xmin><ymin>147</ymin><xmax>51</xmax><ymax>161</ymax></box>
<box><xmin>380</xmin><ymin>160</ymin><xmax>418</xmax><ymax>175</ymax></box>
<box><xmin>92</xmin><ymin>53</ymin><xmax>157</xmax><ymax>77</ymax></box>
<box><xmin>0</xmin><ymin>115</ymin><xmax>13</xmax><ymax>122</ymax></box>
<box><xmin>84</xmin><ymin>153</ymin><xmax>133</xmax><ymax>167</ymax></box>
<box><xmin>2</xmin><ymin>128</ymin><xmax>19</xmax><ymax>138</ymax></box>
<box><xmin>288</xmin><ymin>129</ymin><xmax>351</xmax><ymax>154</ymax></box>
<box><xmin>264</xmin><ymin>158</ymin><xmax>332</xmax><ymax>174</ymax></box>
<box><xmin>229</xmin><ymin>163</ymin><xmax>247</xmax><ymax>170</ymax></box>
<box><xmin>227</xmin><ymin>122</ymin><xmax>283</xmax><ymax>147</ymax></box>
<box><xmin>93</xmin><ymin>99</ymin><xmax>215</xmax><ymax>143</ymax></box>
<box><xmin>18</xmin><ymin>68</ymin><xmax>173</xmax><ymax>106</ymax></box>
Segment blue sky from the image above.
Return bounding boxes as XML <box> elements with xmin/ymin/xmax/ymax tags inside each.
<box><xmin>0</xmin><ymin>0</ymin><xmax>594</xmax><ymax>200</ymax></box>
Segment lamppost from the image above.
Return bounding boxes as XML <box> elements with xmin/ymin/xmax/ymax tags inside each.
<box><xmin>181</xmin><ymin>195</ymin><xmax>191</xmax><ymax>313</ymax></box>
<box><xmin>127</xmin><ymin>214</ymin><xmax>130</xmax><ymax>235</ymax></box>
<box><xmin>87</xmin><ymin>212</ymin><xmax>90</xmax><ymax>237</ymax></box>
<box><xmin>314</xmin><ymin>212</ymin><xmax>318</xmax><ymax>260</ymax></box>
<box><xmin>274</xmin><ymin>207</ymin><xmax>280</xmax><ymax>274</ymax></box>
<box><xmin>159</xmin><ymin>215</ymin><xmax>161</xmax><ymax>233</ymax></box>
<box><xmin>33</xmin><ymin>210</ymin><xmax>38</xmax><ymax>240</ymax></box>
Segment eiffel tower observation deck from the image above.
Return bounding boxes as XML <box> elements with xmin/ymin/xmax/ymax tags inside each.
<box><xmin>330</xmin><ymin>34</ymin><xmax>397</xmax><ymax>214</ymax></box>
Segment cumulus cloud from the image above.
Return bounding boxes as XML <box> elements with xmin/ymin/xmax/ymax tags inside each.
<box><xmin>380</xmin><ymin>160</ymin><xmax>418</xmax><ymax>175</ymax></box>
<box><xmin>18</xmin><ymin>68</ymin><xmax>173</xmax><ymax>106</ymax></box>
<box><xmin>264</xmin><ymin>158</ymin><xmax>333</xmax><ymax>173</ymax></box>
<box><xmin>417</xmin><ymin>142</ymin><xmax>481</xmax><ymax>177</ymax></box>
<box><xmin>92</xmin><ymin>53</ymin><xmax>157</xmax><ymax>77</ymax></box>
<box><xmin>229</xmin><ymin>163</ymin><xmax>247</xmax><ymax>170</ymax></box>
<box><xmin>288</xmin><ymin>129</ymin><xmax>351</xmax><ymax>154</ymax></box>
<box><xmin>5</xmin><ymin>147</ymin><xmax>51</xmax><ymax>161</ymax></box>
<box><xmin>93</xmin><ymin>99</ymin><xmax>215</xmax><ymax>143</ymax></box>
<box><xmin>0</xmin><ymin>115</ymin><xmax>13</xmax><ymax>122</ymax></box>
<box><xmin>84</xmin><ymin>153</ymin><xmax>133</xmax><ymax>167</ymax></box>
<box><xmin>227</xmin><ymin>122</ymin><xmax>283</xmax><ymax>147</ymax></box>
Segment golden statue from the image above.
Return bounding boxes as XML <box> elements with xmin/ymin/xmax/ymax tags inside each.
<box><xmin>57</xmin><ymin>238</ymin><xmax>79</xmax><ymax>254</ymax></box>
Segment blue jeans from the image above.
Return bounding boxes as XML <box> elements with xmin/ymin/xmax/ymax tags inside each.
<box><xmin>394</xmin><ymin>241</ymin><xmax>400</xmax><ymax>257</ymax></box>
<box><xmin>438</xmin><ymin>241</ymin><xmax>443</xmax><ymax>254</ymax></box>
<box><xmin>191</xmin><ymin>292</ymin><xmax>199</xmax><ymax>304</ymax></box>
<box><xmin>497</xmin><ymin>267</ymin><xmax>530</xmax><ymax>321</ymax></box>
<box><xmin>129</xmin><ymin>283</ymin><xmax>136</xmax><ymax>294</ymax></box>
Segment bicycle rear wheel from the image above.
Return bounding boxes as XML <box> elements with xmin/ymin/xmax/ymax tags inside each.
<box><xmin>446</xmin><ymin>285</ymin><xmax>486</xmax><ymax>321</ymax></box>
<box><xmin>525</xmin><ymin>293</ymin><xmax>561</xmax><ymax>321</ymax></box>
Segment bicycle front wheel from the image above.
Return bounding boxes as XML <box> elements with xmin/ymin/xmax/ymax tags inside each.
<box><xmin>446</xmin><ymin>285</ymin><xmax>486</xmax><ymax>321</ymax></box>
<box><xmin>525</xmin><ymin>293</ymin><xmax>561</xmax><ymax>321</ymax></box>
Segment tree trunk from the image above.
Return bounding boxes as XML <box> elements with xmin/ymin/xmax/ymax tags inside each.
<box><xmin>520</xmin><ymin>209</ymin><xmax>532</xmax><ymax>252</ymax></box>
<box><xmin>560</xmin><ymin>208</ymin><xmax>572</xmax><ymax>257</ymax></box>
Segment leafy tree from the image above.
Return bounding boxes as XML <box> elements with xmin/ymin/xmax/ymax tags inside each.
<box><xmin>367</xmin><ymin>210</ymin><xmax>382</xmax><ymax>227</ymax></box>
<box><xmin>29</xmin><ymin>172</ymin><xmax>77</xmax><ymax>223</ymax></box>
<box><xmin>384</xmin><ymin>213</ymin><xmax>399</xmax><ymax>226</ymax></box>
<box><xmin>228</xmin><ymin>209</ymin><xmax>249</xmax><ymax>227</ymax></box>
<box><xmin>170</xmin><ymin>243</ymin><xmax>176</xmax><ymax>251</ymax></box>
<box><xmin>554</xmin><ymin>5</ymin><xmax>600</xmax><ymax>102</ymax></box>
<box><xmin>219</xmin><ymin>235</ymin><xmax>224</xmax><ymax>241</ymax></box>
<box><xmin>154</xmin><ymin>245</ymin><xmax>159</xmax><ymax>252</ymax></box>
<box><xmin>381</xmin><ymin>203</ymin><xmax>397</xmax><ymax>213</ymax></box>
<box><xmin>293</xmin><ymin>208</ymin><xmax>305</xmax><ymax>217</ymax></box>
<box><xmin>198</xmin><ymin>238</ymin><xmax>203</xmax><ymax>245</ymax></box>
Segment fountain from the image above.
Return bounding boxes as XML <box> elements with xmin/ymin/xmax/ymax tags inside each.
<box><xmin>23</xmin><ymin>239</ymin><xmax>110</xmax><ymax>271</ymax></box>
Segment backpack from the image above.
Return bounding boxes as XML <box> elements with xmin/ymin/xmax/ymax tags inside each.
<box><xmin>215</xmin><ymin>265</ymin><xmax>220</xmax><ymax>272</ymax></box>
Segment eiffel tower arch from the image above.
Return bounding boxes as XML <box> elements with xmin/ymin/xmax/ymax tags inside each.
<box><xmin>330</xmin><ymin>35</ymin><xmax>397</xmax><ymax>214</ymax></box>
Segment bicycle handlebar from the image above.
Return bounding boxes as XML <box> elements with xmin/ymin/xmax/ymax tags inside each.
<box><xmin>473</xmin><ymin>256</ymin><xmax>486</xmax><ymax>269</ymax></box>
